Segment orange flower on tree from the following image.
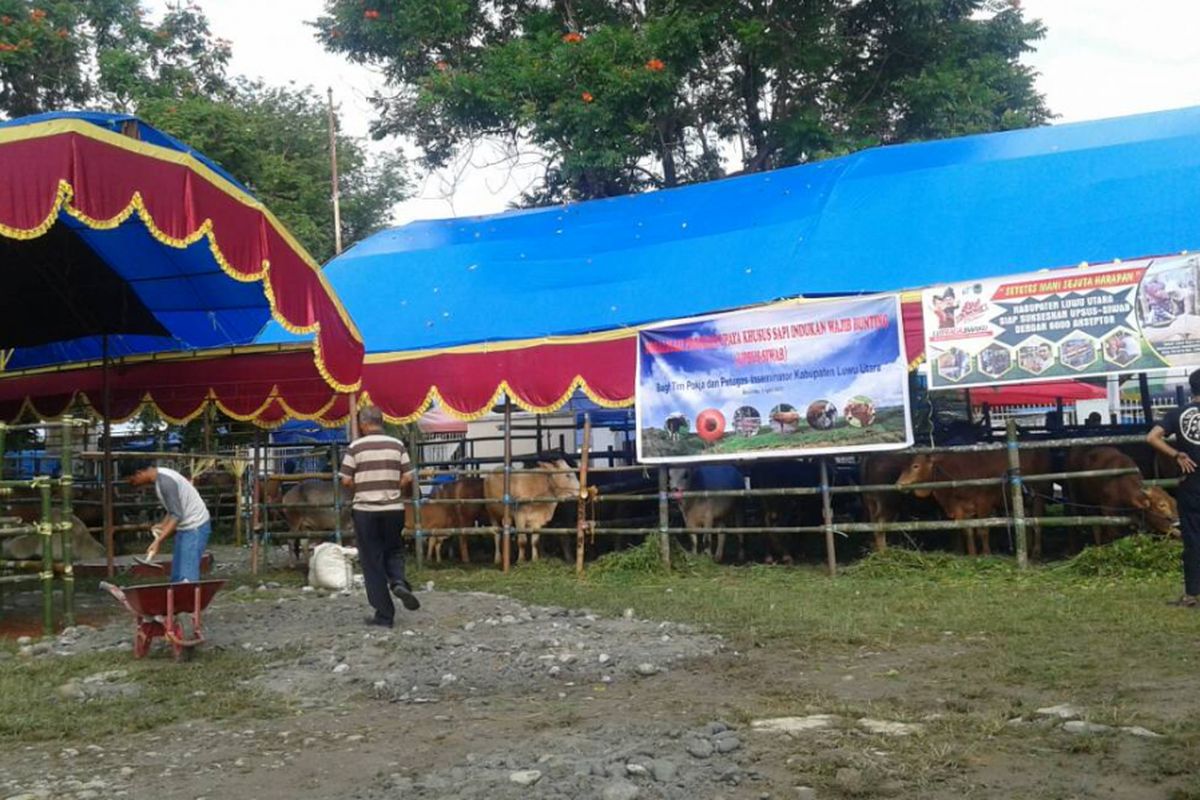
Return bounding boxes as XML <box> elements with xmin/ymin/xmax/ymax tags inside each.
<box><xmin>30</xmin><ymin>8</ymin><xmax>47</xmax><ymax>22</ymax></box>
<box><xmin>0</xmin><ymin>15</ymin><xmax>11</xmax><ymax>25</ymax></box>
<box><xmin>581</xmin><ymin>91</ymin><xmax>594</xmax><ymax>103</ymax></box>
<box><xmin>435</xmin><ymin>60</ymin><xmax>450</xmax><ymax>71</ymax></box>
<box><xmin>645</xmin><ymin>58</ymin><xmax>665</xmax><ymax>72</ymax></box>
<box><xmin>364</xmin><ymin>9</ymin><xmax>380</xmax><ymax>20</ymax></box>
<box><xmin>0</xmin><ymin>43</ymin><xmax>16</xmax><ymax>52</ymax></box>
<box><xmin>562</xmin><ymin>32</ymin><xmax>583</xmax><ymax>44</ymax></box>
<box><xmin>56</xmin><ymin>29</ymin><xmax>68</xmax><ymax>39</ymax></box>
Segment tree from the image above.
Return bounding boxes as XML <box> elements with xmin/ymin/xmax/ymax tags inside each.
<box><xmin>0</xmin><ymin>1</ymin><xmax>408</xmax><ymax>262</ymax></box>
<box><xmin>0</xmin><ymin>0</ymin><xmax>230</xmax><ymax>116</ymax></box>
<box><xmin>139</xmin><ymin>82</ymin><xmax>409</xmax><ymax>263</ymax></box>
<box><xmin>315</xmin><ymin>0</ymin><xmax>1050</xmax><ymax>202</ymax></box>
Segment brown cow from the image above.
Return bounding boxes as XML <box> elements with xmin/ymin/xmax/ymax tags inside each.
<box><xmin>1066</xmin><ymin>447</ymin><xmax>1179</xmax><ymax>544</ymax></box>
<box><xmin>485</xmin><ymin>460</ymin><xmax>580</xmax><ymax>563</ymax></box>
<box><xmin>860</xmin><ymin>452</ymin><xmax>932</xmax><ymax>552</ymax></box>
<box><xmin>406</xmin><ymin>478</ymin><xmax>485</xmax><ymax>564</ymax></box>
<box><xmin>2</xmin><ymin>513</ymin><xmax>105</xmax><ymax>562</ymax></box>
<box><xmin>770</xmin><ymin>410</ymin><xmax>801</xmax><ymax>433</ymax></box>
<box><xmin>897</xmin><ymin>449</ymin><xmax>1049</xmax><ymax>556</ymax></box>
<box><xmin>3</xmin><ymin>485</ymin><xmax>106</xmax><ymax>528</ymax></box>
<box><xmin>268</xmin><ymin>479</ymin><xmax>355</xmax><ymax>557</ymax></box>
<box><xmin>667</xmin><ymin>466</ymin><xmax>743</xmax><ymax>561</ymax></box>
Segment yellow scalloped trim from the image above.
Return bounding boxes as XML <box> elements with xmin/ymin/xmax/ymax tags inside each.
<box><xmin>8</xmin><ymin>387</ymin><xmax>347</xmax><ymax>430</ymax></box>
<box><xmin>0</xmin><ymin>125</ymin><xmax>363</xmax><ymax>392</ymax></box>
<box><xmin>365</xmin><ymin>374</ymin><xmax>632</xmax><ymax>426</ymax></box>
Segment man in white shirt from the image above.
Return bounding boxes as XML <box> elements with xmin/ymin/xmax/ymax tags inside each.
<box><xmin>129</xmin><ymin>460</ymin><xmax>212</xmax><ymax>582</ymax></box>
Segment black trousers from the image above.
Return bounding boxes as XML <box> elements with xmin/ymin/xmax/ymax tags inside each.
<box><xmin>1180</xmin><ymin>492</ymin><xmax>1200</xmax><ymax>597</ymax></box>
<box><xmin>353</xmin><ymin>509</ymin><xmax>409</xmax><ymax>623</ymax></box>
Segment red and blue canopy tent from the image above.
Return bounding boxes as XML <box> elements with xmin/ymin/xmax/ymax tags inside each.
<box><xmin>272</xmin><ymin>105</ymin><xmax>1200</xmax><ymax>423</ymax></box>
<box><xmin>0</xmin><ymin>112</ymin><xmax>363</xmax><ymax>427</ymax></box>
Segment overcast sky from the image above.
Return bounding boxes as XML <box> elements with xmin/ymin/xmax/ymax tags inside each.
<box><xmin>153</xmin><ymin>0</ymin><xmax>1200</xmax><ymax>228</ymax></box>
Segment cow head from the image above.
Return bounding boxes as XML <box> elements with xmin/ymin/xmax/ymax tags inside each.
<box><xmin>896</xmin><ymin>454</ymin><xmax>936</xmax><ymax>498</ymax></box>
<box><xmin>1134</xmin><ymin>486</ymin><xmax>1180</xmax><ymax>536</ymax></box>
<box><xmin>540</xmin><ymin>460</ymin><xmax>581</xmax><ymax>500</ymax></box>
<box><xmin>667</xmin><ymin>468</ymin><xmax>690</xmax><ymax>500</ymax></box>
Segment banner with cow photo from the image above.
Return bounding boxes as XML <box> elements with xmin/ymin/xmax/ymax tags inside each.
<box><xmin>635</xmin><ymin>294</ymin><xmax>913</xmax><ymax>463</ymax></box>
<box><xmin>922</xmin><ymin>253</ymin><xmax>1200</xmax><ymax>389</ymax></box>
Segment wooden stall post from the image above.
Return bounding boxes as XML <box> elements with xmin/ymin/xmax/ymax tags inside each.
<box><xmin>250</xmin><ymin>427</ymin><xmax>262</xmax><ymax>575</ymax></box>
<box><xmin>1006</xmin><ymin>418</ymin><xmax>1029</xmax><ymax>570</ymax></box>
<box><xmin>657</xmin><ymin>465</ymin><xmax>671</xmax><ymax>571</ymax></box>
<box><xmin>60</xmin><ymin>419</ymin><xmax>75</xmax><ymax>627</ymax></box>
<box><xmin>234</xmin><ymin>457</ymin><xmax>244</xmax><ymax>548</ymax></box>
<box><xmin>575</xmin><ymin>413</ymin><xmax>591</xmax><ymax>576</ymax></box>
<box><xmin>820</xmin><ymin>458</ymin><xmax>837</xmax><ymax>577</ymax></box>
<box><xmin>502</xmin><ymin>397</ymin><xmax>513</xmax><ymax>574</ymax></box>
<box><xmin>331</xmin><ymin>442</ymin><xmax>343</xmax><ymax>546</ymax></box>
<box><xmin>1138</xmin><ymin>372</ymin><xmax>1153</xmax><ymax>424</ymax></box>
<box><xmin>409</xmin><ymin>431</ymin><xmax>424</xmax><ymax>570</ymax></box>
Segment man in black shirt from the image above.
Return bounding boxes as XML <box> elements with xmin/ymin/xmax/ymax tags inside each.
<box><xmin>1148</xmin><ymin>369</ymin><xmax>1200</xmax><ymax>606</ymax></box>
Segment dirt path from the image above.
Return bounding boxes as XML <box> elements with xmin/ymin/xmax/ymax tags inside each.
<box><xmin>1</xmin><ymin>564</ymin><xmax>1194</xmax><ymax>799</ymax></box>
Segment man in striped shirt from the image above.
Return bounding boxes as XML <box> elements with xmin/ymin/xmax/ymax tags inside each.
<box><xmin>340</xmin><ymin>405</ymin><xmax>420</xmax><ymax>627</ymax></box>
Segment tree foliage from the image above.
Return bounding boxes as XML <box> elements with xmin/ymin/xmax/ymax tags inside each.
<box><xmin>0</xmin><ymin>1</ymin><xmax>408</xmax><ymax>262</ymax></box>
<box><xmin>315</xmin><ymin>0</ymin><xmax>1051</xmax><ymax>202</ymax></box>
<box><xmin>139</xmin><ymin>83</ymin><xmax>409</xmax><ymax>263</ymax></box>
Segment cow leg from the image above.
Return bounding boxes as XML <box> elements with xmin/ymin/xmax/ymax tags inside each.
<box><xmin>530</xmin><ymin>532</ymin><xmax>540</xmax><ymax>562</ymax></box>
<box><xmin>690</xmin><ymin>534</ymin><xmax>700</xmax><ymax>556</ymax></box>
<box><xmin>713</xmin><ymin>532</ymin><xmax>726</xmax><ymax>563</ymax></box>
<box><xmin>493</xmin><ymin>532</ymin><xmax>502</xmax><ymax>565</ymax></box>
<box><xmin>736</xmin><ymin>533</ymin><xmax>746</xmax><ymax>563</ymax></box>
<box><xmin>978</xmin><ymin>527</ymin><xmax>991</xmax><ymax>556</ymax></box>
<box><xmin>458</xmin><ymin>534</ymin><xmax>471</xmax><ymax>564</ymax></box>
<box><xmin>961</xmin><ymin>519</ymin><xmax>977</xmax><ymax>557</ymax></box>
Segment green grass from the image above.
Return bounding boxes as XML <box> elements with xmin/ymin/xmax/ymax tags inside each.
<box><xmin>414</xmin><ymin>542</ymin><xmax>1198</xmax><ymax>695</ymax></box>
<box><xmin>0</xmin><ymin>648</ymin><xmax>286</xmax><ymax>743</ymax></box>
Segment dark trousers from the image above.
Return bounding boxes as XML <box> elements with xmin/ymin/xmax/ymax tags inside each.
<box><xmin>353</xmin><ymin>509</ymin><xmax>409</xmax><ymax>623</ymax></box>
<box><xmin>1180</xmin><ymin>492</ymin><xmax>1200</xmax><ymax>597</ymax></box>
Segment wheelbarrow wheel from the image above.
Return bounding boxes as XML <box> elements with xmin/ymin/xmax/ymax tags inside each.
<box><xmin>169</xmin><ymin>621</ymin><xmax>193</xmax><ymax>662</ymax></box>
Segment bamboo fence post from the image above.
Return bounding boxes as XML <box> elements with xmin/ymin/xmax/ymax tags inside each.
<box><xmin>502</xmin><ymin>397</ymin><xmax>513</xmax><ymax>573</ymax></box>
<box><xmin>38</xmin><ymin>475</ymin><xmax>53</xmax><ymax>634</ymax></box>
<box><xmin>1007</xmin><ymin>419</ymin><xmax>1028</xmax><ymax>569</ymax></box>
<box><xmin>60</xmin><ymin>420</ymin><xmax>75</xmax><ymax>627</ymax></box>
<box><xmin>575</xmin><ymin>413</ymin><xmax>591</xmax><ymax>576</ymax></box>
<box><xmin>657</xmin><ymin>466</ymin><xmax>671</xmax><ymax>570</ymax></box>
<box><xmin>820</xmin><ymin>458</ymin><xmax>837</xmax><ymax>577</ymax></box>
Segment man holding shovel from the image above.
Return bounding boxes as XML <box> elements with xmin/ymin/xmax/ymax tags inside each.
<box><xmin>128</xmin><ymin>460</ymin><xmax>211</xmax><ymax>582</ymax></box>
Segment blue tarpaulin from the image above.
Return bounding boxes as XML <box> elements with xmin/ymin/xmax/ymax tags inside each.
<box><xmin>285</xmin><ymin>105</ymin><xmax>1200</xmax><ymax>355</ymax></box>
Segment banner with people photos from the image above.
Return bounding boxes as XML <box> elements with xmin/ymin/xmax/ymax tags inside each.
<box><xmin>922</xmin><ymin>253</ymin><xmax>1200</xmax><ymax>389</ymax></box>
<box><xmin>636</xmin><ymin>294</ymin><xmax>913</xmax><ymax>463</ymax></box>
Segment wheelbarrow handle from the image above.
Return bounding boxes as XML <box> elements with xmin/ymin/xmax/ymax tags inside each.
<box><xmin>99</xmin><ymin>581</ymin><xmax>138</xmax><ymax>616</ymax></box>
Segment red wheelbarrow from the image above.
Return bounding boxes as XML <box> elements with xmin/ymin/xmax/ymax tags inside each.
<box><xmin>99</xmin><ymin>580</ymin><xmax>226</xmax><ymax>661</ymax></box>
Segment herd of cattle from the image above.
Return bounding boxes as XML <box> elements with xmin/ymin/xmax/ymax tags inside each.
<box><xmin>261</xmin><ymin>442</ymin><xmax>1181</xmax><ymax>565</ymax></box>
<box><xmin>0</xmin><ymin>443</ymin><xmax>1180</xmax><ymax>566</ymax></box>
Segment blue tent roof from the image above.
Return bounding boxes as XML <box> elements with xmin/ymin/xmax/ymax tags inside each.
<box><xmin>298</xmin><ymin>105</ymin><xmax>1200</xmax><ymax>356</ymax></box>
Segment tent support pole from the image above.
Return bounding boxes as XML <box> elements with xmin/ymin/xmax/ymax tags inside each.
<box><xmin>102</xmin><ymin>334</ymin><xmax>115</xmax><ymax>578</ymax></box>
